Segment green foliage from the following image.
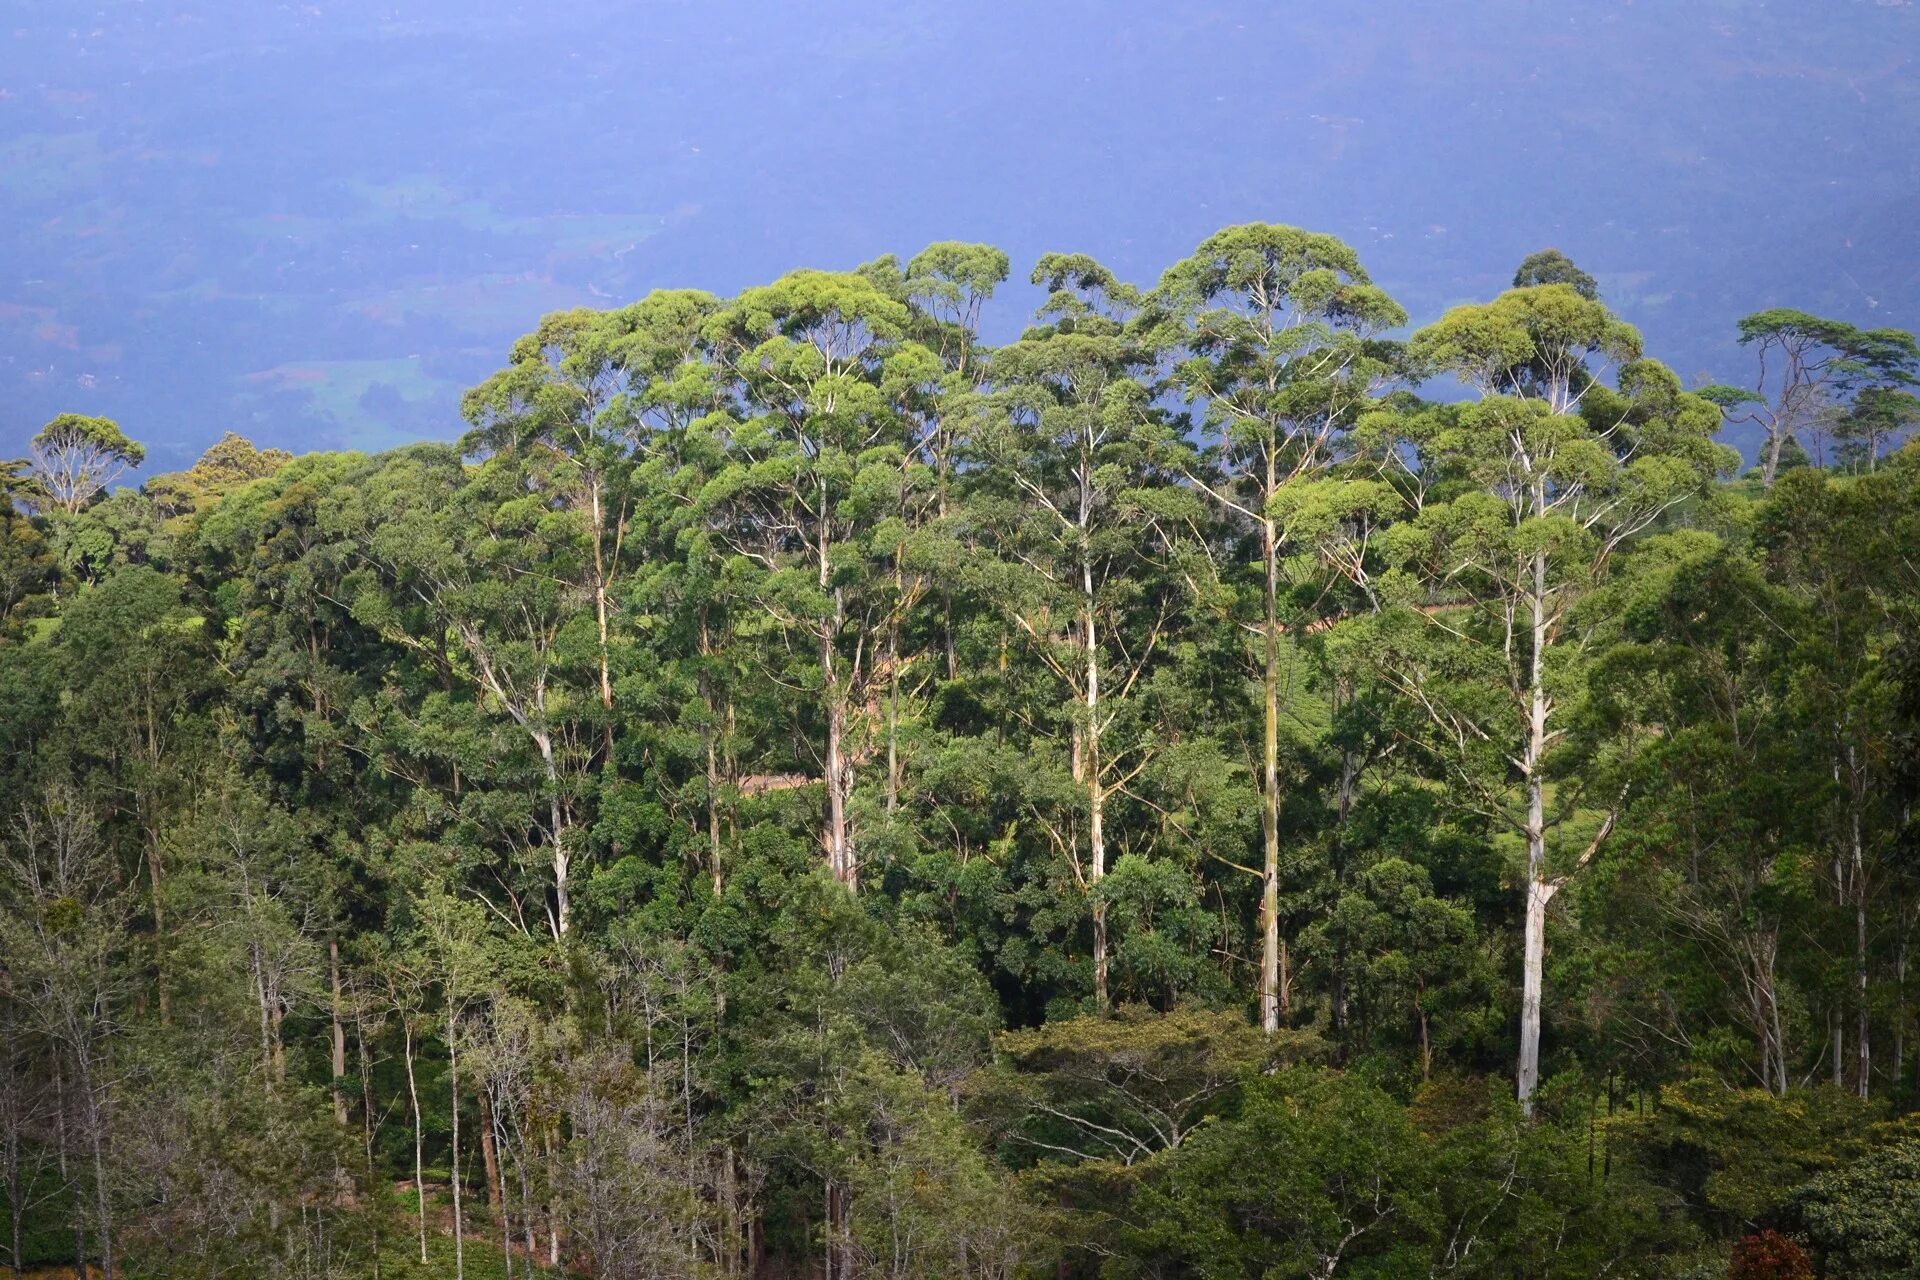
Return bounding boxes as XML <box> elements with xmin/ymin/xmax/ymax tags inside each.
<box><xmin>1797</xmin><ymin>1134</ymin><xmax>1920</xmax><ymax>1278</ymax></box>
<box><xmin>2</xmin><ymin>231</ymin><xmax>1919</xmax><ymax>1280</ymax></box>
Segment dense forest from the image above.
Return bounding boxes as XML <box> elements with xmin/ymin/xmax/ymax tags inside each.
<box><xmin>3</xmin><ymin>228</ymin><xmax>1920</xmax><ymax>1279</ymax></box>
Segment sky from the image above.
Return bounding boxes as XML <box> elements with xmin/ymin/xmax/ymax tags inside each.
<box><xmin>2</xmin><ymin>0</ymin><xmax>1917</xmax><ymax>471</ymax></box>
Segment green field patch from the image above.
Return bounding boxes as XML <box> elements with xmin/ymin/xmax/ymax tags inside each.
<box><xmin>236</xmin><ymin>356</ymin><xmax>457</xmax><ymax>452</ymax></box>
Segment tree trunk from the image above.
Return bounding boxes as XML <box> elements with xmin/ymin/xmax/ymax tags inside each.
<box><xmin>146</xmin><ymin>831</ymin><xmax>168</xmax><ymax>1026</ymax></box>
<box><xmin>1519</xmin><ymin>873</ymin><xmax>1552</xmax><ymax>1116</ymax></box>
<box><xmin>817</xmin><ymin>483</ymin><xmax>856</xmax><ymax>891</ymax></box>
<box><xmin>403</xmin><ymin>1024</ymin><xmax>427</xmax><ymax>1265</ymax></box>
<box><xmin>590</xmin><ymin>475</ymin><xmax>617</xmax><ymax>762</ymax></box>
<box><xmin>1260</xmin><ymin>516</ymin><xmax>1282</xmax><ymax>1032</ymax></box>
<box><xmin>532</xmin><ymin>729</ymin><xmax>571</xmax><ymax>938</ymax></box>
<box><xmin>449</xmin><ymin>1032</ymin><xmax>465</xmax><ymax>1280</ymax></box>
<box><xmin>1851</xmin><ymin>747</ymin><xmax>1870</xmax><ymax>1098</ymax></box>
<box><xmin>478</xmin><ymin>1090</ymin><xmax>502</xmax><ymax>1213</ymax></box>
<box><xmin>1762</xmin><ymin>427</ymin><xmax>1786</xmax><ymax>489</ymax></box>
<box><xmin>824</xmin><ymin>664</ymin><xmax>852</xmax><ymax>889</ymax></box>
<box><xmin>330</xmin><ymin>938</ymin><xmax>348</xmax><ymax>1124</ymax></box>
<box><xmin>701</xmin><ymin>611</ymin><xmax>726</xmax><ymax>898</ymax></box>
<box><xmin>1896</xmin><ymin>938</ymin><xmax>1909</xmax><ymax>1098</ymax></box>
<box><xmin>1084</xmin><ymin>563</ymin><xmax>1108</xmax><ymax>1014</ymax></box>
<box><xmin>357</xmin><ymin>1014</ymin><xmax>382</xmax><ymax>1280</ymax></box>
<box><xmin>1517</xmin><ymin>546</ymin><xmax>1550</xmax><ymax>1118</ymax></box>
<box><xmin>74</xmin><ymin>1051</ymin><xmax>112</xmax><ymax>1280</ymax></box>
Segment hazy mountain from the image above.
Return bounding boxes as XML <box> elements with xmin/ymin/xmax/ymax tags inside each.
<box><xmin>3</xmin><ymin>0</ymin><xmax>1915</xmax><ymax>469</ymax></box>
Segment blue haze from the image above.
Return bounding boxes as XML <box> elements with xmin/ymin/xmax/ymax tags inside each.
<box><xmin>2</xmin><ymin>0</ymin><xmax>1916</xmax><ymax>470</ymax></box>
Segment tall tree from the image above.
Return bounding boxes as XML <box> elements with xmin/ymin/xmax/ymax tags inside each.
<box><xmin>1704</xmin><ymin>311</ymin><xmax>1918</xmax><ymax>487</ymax></box>
<box><xmin>25</xmin><ymin>415</ymin><xmax>145</xmax><ymax>515</ymax></box>
<box><xmin>1151</xmin><ymin>223</ymin><xmax>1405</xmax><ymax>1030</ymax></box>
<box><xmin>1352</xmin><ymin>284</ymin><xmax>1732</xmax><ymax>1111</ymax></box>
<box><xmin>701</xmin><ymin>270</ymin><xmax>937</xmax><ymax>889</ymax></box>
<box><xmin>964</xmin><ymin>254</ymin><xmax>1185</xmax><ymax>1011</ymax></box>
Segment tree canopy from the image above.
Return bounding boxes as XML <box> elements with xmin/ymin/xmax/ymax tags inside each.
<box><xmin>1</xmin><ymin>226</ymin><xmax>1917</xmax><ymax>1280</ymax></box>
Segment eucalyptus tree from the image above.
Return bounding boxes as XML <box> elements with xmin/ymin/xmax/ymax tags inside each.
<box><xmin>0</xmin><ymin>461</ymin><xmax>57</xmax><ymax>622</ymax></box>
<box><xmin>1757</xmin><ymin>454</ymin><xmax>1920</xmax><ymax>1095</ymax></box>
<box><xmin>51</xmin><ymin>565</ymin><xmax>213</xmax><ymax>1023</ymax></box>
<box><xmin>25</xmin><ymin>414</ymin><xmax>144</xmax><ymax>515</ymax></box>
<box><xmin>963</xmin><ymin>254</ymin><xmax>1192</xmax><ymax>1011</ymax></box>
<box><xmin>604</xmin><ymin>289</ymin><xmax>743</xmax><ymax>894</ymax></box>
<box><xmin>1150</xmin><ymin>223</ymin><xmax>1406</xmax><ymax>1030</ymax></box>
<box><xmin>463</xmin><ymin>307</ymin><xmax>659</xmax><ymax>751</ymax></box>
<box><xmin>699</xmin><ymin>270</ymin><xmax>939</xmax><ymax>889</ymax></box>
<box><xmin>1512</xmin><ymin>248</ymin><xmax>1599</xmax><ymax>300</ymax></box>
<box><xmin>1336</xmin><ymin>284</ymin><xmax>1732</xmax><ymax>1112</ymax></box>
<box><xmin>342</xmin><ymin>445</ymin><xmax>599</xmax><ymax>937</ymax></box>
<box><xmin>1705</xmin><ymin>310</ymin><xmax>1918</xmax><ymax>486</ymax></box>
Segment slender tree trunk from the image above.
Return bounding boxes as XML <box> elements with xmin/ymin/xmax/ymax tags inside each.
<box><xmin>1</xmin><ymin>1007</ymin><xmax>23</xmax><ymax>1280</ymax></box>
<box><xmin>357</xmin><ymin>1014</ymin><xmax>382</xmax><ymax>1280</ymax></box>
<box><xmin>251</xmin><ymin>942</ymin><xmax>274</xmax><ymax>1094</ymax></box>
<box><xmin>53</xmin><ymin>1061</ymin><xmax>81</xmax><ymax>1280</ymax></box>
<box><xmin>701</xmin><ymin>610</ymin><xmax>725</xmax><ymax>897</ymax></box>
<box><xmin>1896</xmin><ymin>938</ymin><xmax>1909</xmax><ymax>1098</ymax></box>
<box><xmin>1851</xmin><ymin>747</ymin><xmax>1870</xmax><ymax>1098</ymax></box>
<box><xmin>886</xmin><ymin>607</ymin><xmax>901</xmax><ymax>818</ymax></box>
<box><xmin>1260</xmin><ymin>515</ymin><xmax>1282</xmax><ymax>1032</ymax></box>
<box><xmin>1756</xmin><ymin>931</ymin><xmax>1789</xmax><ymax>1097</ymax></box>
<box><xmin>590</xmin><ymin>476</ymin><xmax>617</xmax><ymax>762</ymax></box>
<box><xmin>532</xmin><ymin>730</ymin><xmax>571</xmax><ymax>938</ymax></box>
<box><xmin>4</xmin><ymin>1089</ymin><xmax>19</xmax><ymax>1280</ymax></box>
<box><xmin>403</xmin><ymin>1024</ymin><xmax>427</xmax><ymax>1265</ymax></box>
<box><xmin>546</xmin><ymin>1118</ymin><xmax>562</xmax><ymax>1269</ymax></box>
<box><xmin>449</xmin><ymin>1031</ymin><xmax>464</xmax><ymax>1280</ymax></box>
<box><xmin>706</xmin><ymin>729</ymin><xmax>725</xmax><ymax>897</ymax></box>
<box><xmin>1083</xmin><ymin>561</ymin><xmax>1108</xmax><ymax>1014</ymax></box>
<box><xmin>478</xmin><ymin>1090</ymin><xmax>502</xmax><ymax>1213</ymax></box>
<box><xmin>824</xmin><ymin>662</ymin><xmax>852</xmax><ymax>888</ymax></box>
<box><xmin>1833</xmin><ymin>776</ymin><xmax>1849</xmax><ymax>1091</ymax></box>
<box><xmin>1517</xmin><ymin>548</ymin><xmax>1550</xmax><ymax>1118</ymax></box>
<box><xmin>74</xmin><ymin>1052</ymin><xmax>111</xmax><ymax>1280</ymax></box>
<box><xmin>330</xmin><ymin>938</ymin><xmax>348</xmax><ymax>1124</ymax></box>
<box><xmin>145</xmin><ymin>830</ymin><xmax>168</xmax><ymax>1026</ymax></box>
<box><xmin>488</xmin><ymin>1093</ymin><xmax>512</xmax><ymax>1280</ymax></box>
<box><xmin>815</xmin><ymin>481</ymin><xmax>857</xmax><ymax>891</ymax></box>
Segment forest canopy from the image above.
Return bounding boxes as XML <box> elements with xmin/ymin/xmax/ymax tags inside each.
<box><xmin>2</xmin><ymin>227</ymin><xmax>1919</xmax><ymax>1279</ymax></box>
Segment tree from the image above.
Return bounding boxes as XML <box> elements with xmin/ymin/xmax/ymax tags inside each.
<box><xmin>0</xmin><ymin>789</ymin><xmax>129</xmax><ymax>1280</ymax></box>
<box><xmin>463</xmin><ymin>308</ymin><xmax>644</xmax><ymax>747</ymax></box>
<box><xmin>143</xmin><ymin>432</ymin><xmax>291</xmax><ymax>528</ymax></box>
<box><xmin>1798</xmin><ymin>1135</ymin><xmax>1920</xmax><ymax>1278</ymax></box>
<box><xmin>961</xmin><ymin>254</ymin><xmax>1190</xmax><ymax>1011</ymax></box>
<box><xmin>1512</xmin><ymin>248</ymin><xmax>1599</xmax><ymax>300</ymax></box>
<box><xmin>1829</xmin><ymin>386</ymin><xmax>1920</xmax><ymax>474</ymax></box>
<box><xmin>1151</xmin><ymin>223</ymin><xmax>1405</xmax><ymax>1031</ymax></box>
<box><xmin>0</xmin><ymin>462</ymin><xmax>57</xmax><ymax>623</ymax></box>
<box><xmin>25</xmin><ymin>415</ymin><xmax>145</xmax><ymax>515</ymax></box>
<box><xmin>983</xmin><ymin>1005</ymin><xmax>1303</xmax><ymax>1167</ymax></box>
<box><xmin>345</xmin><ymin>445</ymin><xmax>600</xmax><ymax>937</ymax></box>
<box><xmin>1118</xmin><ymin>1069</ymin><xmax>1435</xmax><ymax>1279</ymax></box>
<box><xmin>1349</xmin><ymin>284</ymin><xmax>1733</xmax><ymax>1113</ymax></box>
<box><xmin>1757</xmin><ymin>458</ymin><xmax>1920</xmax><ymax>1096</ymax></box>
<box><xmin>700</xmin><ymin>269</ymin><xmax>938</xmax><ymax>890</ymax></box>
<box><xmin>1703</xmin><ymin>310</ymin><xmax>1918</xmax><ymax>487</ymax></box>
